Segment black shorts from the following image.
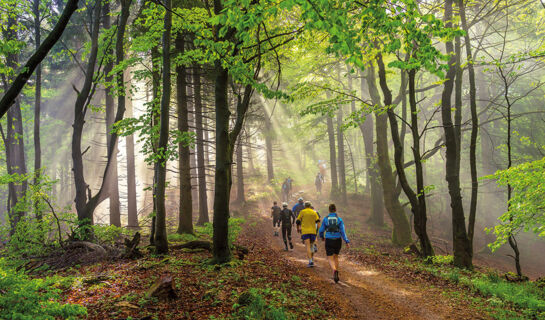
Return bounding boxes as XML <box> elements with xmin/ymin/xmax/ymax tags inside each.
<box><xmin>273</xmin><ymin>216</ymin><xmax>281</xmax><ymax>227</ymax></box>
<box><xmin>325</xmin><ymin>238</ymin><xmax>342</xmax><ymax>256</ymax></box>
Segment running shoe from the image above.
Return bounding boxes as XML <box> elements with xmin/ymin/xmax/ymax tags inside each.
<box><xmin>308</xmin><ymin>261</ymin><xmax>314</xmax><ymax>267</ymax></box>
<box><xmin>289</xmin><ymin>242</ymin><xmax>294</xmax><ymax>249</ymax></box>
<box><xmin>334</xmin><ymin>270</ymin><xmax>339</xmax><ymax>283</ymax></box>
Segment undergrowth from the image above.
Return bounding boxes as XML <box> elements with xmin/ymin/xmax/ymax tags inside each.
<box><xmin>0</xmin><ymin>258</ymin><xmax>86</xmax><ymax>319</ymax></box>
<box><xmin>401</xmin><ymin>255</ymin><xmax>545</xmax><ymax>319</ymax></box>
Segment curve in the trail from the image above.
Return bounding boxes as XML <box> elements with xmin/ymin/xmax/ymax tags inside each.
<box><xmin>256</xmin><ymin>193</ymin><xmax>472</xmax><ymax>320</ymax></box>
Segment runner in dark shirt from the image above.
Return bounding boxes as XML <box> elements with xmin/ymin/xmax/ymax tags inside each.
<box><xmin>271</xmin><ymin>202</ymin><xmax>282</xmax><ymax>237</ymax></box>
<box><xmin>280</xmin><ymin>202</ymin><xmax>296</xmax><ymax>251</ymax></box>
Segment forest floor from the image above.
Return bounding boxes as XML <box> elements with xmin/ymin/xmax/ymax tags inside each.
<box><xmin>23</xmin><ymin>187</ymin><xmax>540</xmax><ymax>319</ymax></box>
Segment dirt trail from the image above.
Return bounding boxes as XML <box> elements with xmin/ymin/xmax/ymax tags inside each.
<box><xmin>254</xmin><ymin>195</ymin><xmax>472</xmax><ymax>320</ymax></box>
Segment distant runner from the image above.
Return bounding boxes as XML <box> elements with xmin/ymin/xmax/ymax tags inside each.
<box><xmin>271</xmin><ymin>201</ymin><xmax>282</xmax><ymax>237</ymax></box>
<box><xmin>315</xmin><ymin>172</ymin><xmax>324</xmax><ymax>194</ymax></box>
<box><xmin>286</xmin><ymin>176</ymin><xmax>293</xmax><ymax>195</ymax></box>
<box><xmin>319</xmin><ymin>204</ymin><xmax>350</xmax><ymax>283</ymax></box>
<box><xmin>296</xmin><ymin>201</ymin><xmax>320</xmax><ymax>267</ymax></box>
<box><xmin>280</xmin><ymin>202</ymin><xmax>295</xmax><ymax>251</ymax></box>
<box><xmin>282</xmin><ymin>179</ymin><xmax>290</xmax><ymax>202</ymax></box>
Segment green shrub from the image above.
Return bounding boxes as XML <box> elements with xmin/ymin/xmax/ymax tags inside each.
<box><xmin>471</xmin><ymin>277</ymin><xmax>545</xmax><ymax>312</ymax></box>
<box><xmin>168</xmin><ymin>233</ymin><xmax>197</xmax><ymax>243</ymax></box>
<box><xmin>0</xmin><ymin>259</ymin><xmax>86</xmax><ymax>319</ymax></box>
<box><xmin>195</xmin><ymin>218</ymin><xmax>245</xmax><ymax>248</ymax></box>
<box><xmin>425</xmin><ymin>255</ymin><xmax>454</xmax><ymax>265</ymax></box>
<box><xmin>91</xmin><ymin>224</ymin><xmax>132</xmax><ymax>245</ymax></box>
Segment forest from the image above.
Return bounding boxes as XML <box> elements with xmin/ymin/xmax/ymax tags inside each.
<box><xmin>0</xmin><ymin>0</ymin><xmax>545</xmax><ymax>319</ymax></box>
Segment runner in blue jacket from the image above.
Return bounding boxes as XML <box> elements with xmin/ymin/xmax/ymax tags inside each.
<box><xmin>319</xmin><ymin>204</ymin><xmax>350</xmax><ymax>283</ymax></box>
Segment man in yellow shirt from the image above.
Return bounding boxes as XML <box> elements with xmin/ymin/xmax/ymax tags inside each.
<box><xmin>296</xmin><ymin>201</ymin><xmax>320</xmax><ymax>267</ymax></box>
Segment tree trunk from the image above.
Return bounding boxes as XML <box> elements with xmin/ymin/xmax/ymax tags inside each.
<box><xmin>125</xmin><ymin>70</ymin><xmax>138</xmax><ymax>229</ymax></box>
<box><xmin>212</xmin><ymin>65</ymin><xmax>232</xmax><ymax>263</ymax></box>
<box><xmin>236</xmin><ymin>136</ymin><xmax>245</xmax><ymax>203</ymax></box>
<box><xmin>72</xmin><ymin>1</ymin><xmax>102</xmax><ymax>230</ymax></box>
<box><xmin>337</xmin><ymin>106</ymin><xmax>347</xmax><ymax>203</ymax></box>
<box><xmin>149</xmin><ymin>45</ymin><xmax>161</xmax><ymax>245</ymax></box>
<box><xmin>264</xmin><ymin>114</ymin><xmax>274</xmax><ymax>183</ymax></box>
<box><xmin>154</xmin><ymin>0</ymin><xmax>172</xmax><ymax>254</ymax></box>
<box><xmin>367</xmin><ymin>65</ymin><xmax>412</xmax><ymax>246</ymax></box>
<box><xmin>103</xmin><ymin>2</ymin><xmax>121</xmax><ymax>227</ymax></box>
<box><xmin>359</xmin><ymin>74</ymin><xmax>383</xmax><ymax>225</ymax></box>
<box><xmin>176</xmin><ymin>33</ymin><xmax>193</xmax><ymax>235</ymax></box>
<box><xmin>194</xmin><ymin>67</ymin><xmax>209</xmax><ymax>225</ymax></box>
<box><xmin>33</xmin><ymin>0</ymin><xmax>42</xmax><ymax>220</ymax></box>
<box><xmin>454</xmin><ymin>34</ymin><xmax>463</xmax><ymax>172</ymax></box>
<box><xmin>458</xmin><ymin>0</ymin><xmax>478</xmax><ymax>254</ymax></box>
<box><xmin>327</xmin><ymin>115</ymin><xmax>338</xmax><ymax>198</ymax></box>
<box><xmin>442</xmin><ymin>0</ymin><xmax>472</xmax><ymax>268</ymax></box>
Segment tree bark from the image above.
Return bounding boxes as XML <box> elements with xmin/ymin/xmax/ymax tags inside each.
<box><xmin>376</xmin><ymin>56</ymin><xmax>433</xmax><ymax>257</ymax></box>
<box><xmin>154</xmin><ymin>0</ymin><xmax>172</xmax><ymax>254</ymax></box>
<box><xmin>0</xmin><ymin>0</ymin><xmax>79</xmax><ymax>118</ymax></box>
<box><xmin>263</xmin><ymin>114</ymin><xmax>274</xmax><ymax>182</ymax></box>
<box><xmin>236</xmin><ymin>136</ymin><xmax>245</xmax><ymax>203</ymax></box>
<box><xmin>149</xmin><ymin>45</ymin><xmax>161</xmax><ymax>245</ymax></box>
<box><xmin>212</xmin><ymin>65</ymin><xmax>232</xmax><ymax>263</ymax></box>
<box><xmin>125</xmin><ymin>70</ymin><xmax>138</xmax><ymax>229</ymax></box>
<box><xmin>442</xmin><ymin>0</ymin><xmax>472</xmax><ymax>268</ymax></box>
<box><xmin>359</xmin><ymin>74</ymin><xmax>383</xmax><ymax>225</ymax></box>
<box><xmin>194</xmin><ymin>67</ymin><xmax>209</xmax><ymax>225</ymax></box>
<box><xmin>367</xmin><ymin>65</ymin><xmax>412</xmax><ymax>246</ymax></box>
<box><xmin>327</xmin><ymin>115</ymin><xmax>338</xmax><ymax>198</ymax></box>
<box><xmin>458</xmin><ymin>0</ymin><xmax>478</xmax><ymax>254</ymax></box>
<box><xmin>72</xmin><ymin>1</ymin><xmax>102</xmax><ymax>230</ymax></box>
<box><xmin>103</xmin><ymin>1</ymin><xmax>121</xmax><ymax>227</ymax></box>
<box><xmin>176</xmin><ymin>33</ymin><xmax>193</xmax><ymax>234</ymax></box>
<box><xmin>337</xmin><ymin>106</ymin><xmax>347</xmax><ymax>204</ymax></box>
<box><xmin>33</xmin><ymin>0</ymin><xmax>42</xmax><ymax>220</ymax></box>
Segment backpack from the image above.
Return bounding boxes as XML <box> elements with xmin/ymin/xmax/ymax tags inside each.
<box><xmin>326</xmin><ymin>216</ymin><xmax>340</xmax><ymax>233</ymax></box>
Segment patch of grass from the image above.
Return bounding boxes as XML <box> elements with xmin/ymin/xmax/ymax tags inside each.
<box><xmin>425</xmin><ymin>255</ymin><xmax>454</xmax><ymax>265</ymax></box>
<box><xmin>233</xmin><ymin>288</ymin><xmax>292</xmax><ymax>320</ymax></box>
<box><xmin>404</xmin><ymin>257</ymin><xmax>545</xmax><ymax>319</ymax></box>
<box><xmin>168</xmin><ymin>233</ymin><xmax>198</xmax><ymax>243</ymax></box>
<box><xmin>470</xmin><ymin>276</ymin><xmax>545</xmax><ymax>313</ymax></box>
<box><xmin>0</xmin><ymin>259</ymin><xmax>87</xmax><ymax>319</ymax></box>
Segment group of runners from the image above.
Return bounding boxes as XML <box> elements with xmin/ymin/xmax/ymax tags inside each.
<box><xmin>271</xmin><ymin>197</ymin><xmax>350</xmax><ymax>284</ymax></box>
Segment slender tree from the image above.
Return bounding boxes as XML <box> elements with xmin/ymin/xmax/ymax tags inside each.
<box><xmin>194</xmin><ymin>66</ymin><xmax>209</xmax><ymax>225</ymax></box>
<box><xmin>176</xmin><ymin>32</ymin><xmax>193</xmax><ymax>235</ymax></box>
<box><xmin>154</xmin><ymin>0</ymin><xmax>172</xmax><ymax>254</ymax></box>
<box><xmin>33</xmin><ymin>0</ymin><xmax>42</xmax><ymax>220</ymax></box>
<box><xmin>441</xmin><ymin>0</ymin><xmax>472</xmax><ymax>268</ymax></box>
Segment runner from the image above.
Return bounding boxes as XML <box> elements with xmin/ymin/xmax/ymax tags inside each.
<box><xmin>280</xmin><ymin>202</ymin><xmax>295</xmax><ymax>251</ymax></box>
<box><xmin>319</xmin><ymin>203</ymin><xmax>350</xmax><ymax>283</ymax></box>
<box><xmin>315</xmin><ymin>172</ymin><xmax>324</xmax><ymax>194</ymax></box>
<box><xmin>281</xmin><ymin>179</ymin><xmax>290</xmax><ymax>202</ymax></box>
<box><xmin>271</xmin><ymin>201</ymin><xmax>282</xmax><ymax>237</ymax></box>
<box><xmin>292</xmin><ymin>198</ymin><xmax>305</xmax><ymax>218</ymax></box>
<box><xmin>296</xmin><ymin>201</ymin><xmax>321</xmax><ymax>267</ymax></box>
<box><xmin>286</xmin><ymin>176</ymin><xmax>293</xmax><ymax>195</ymax></box>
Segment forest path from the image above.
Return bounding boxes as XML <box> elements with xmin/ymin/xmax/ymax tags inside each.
<box><xmin>253</xmin><ymin>193</ymin><xmax>466</xmax><ymax>319</ymax></box>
